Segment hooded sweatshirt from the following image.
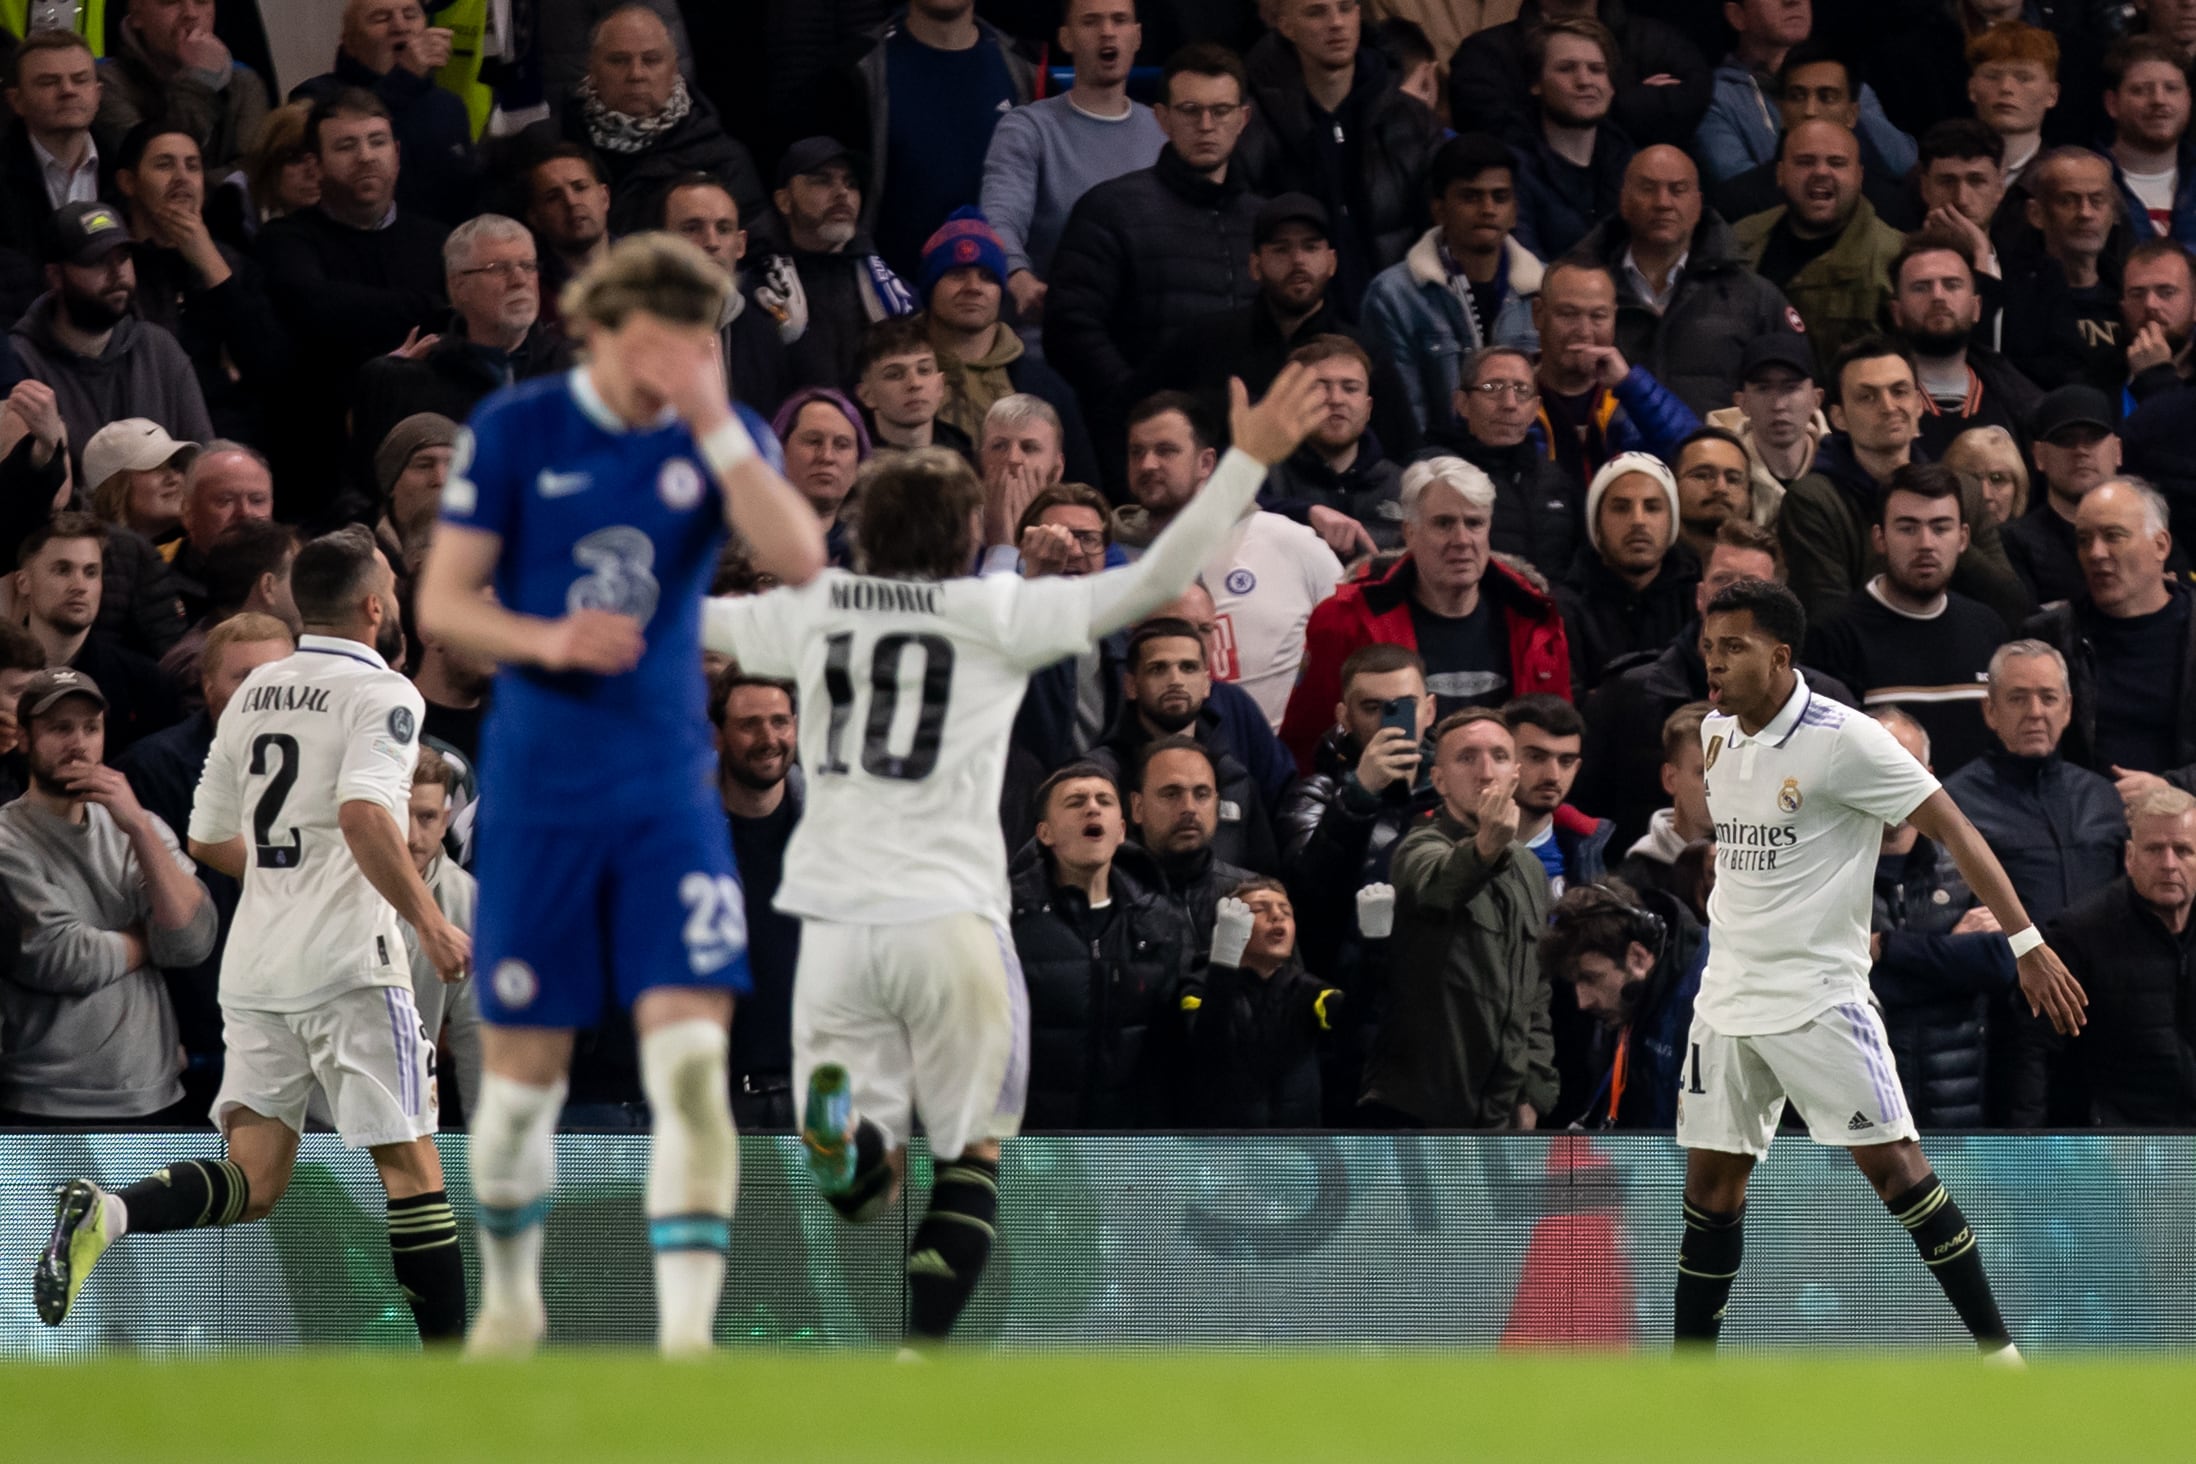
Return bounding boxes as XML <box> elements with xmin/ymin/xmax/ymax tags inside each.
<box><xmin>10</xmin><ymin>293</ymin><xmax>214</xmax><ymax>481</ymax></box>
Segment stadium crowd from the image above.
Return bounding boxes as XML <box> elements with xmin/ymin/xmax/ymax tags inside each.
<box><xmin>0</xmin><ymin>0</ymin><xmax>2192</xmax><ymax>1140</ymax></box>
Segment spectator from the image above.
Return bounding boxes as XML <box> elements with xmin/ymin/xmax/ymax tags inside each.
<box><xmin>1966</xmin><ymin>23</ymin><xmax>2059</xmax><ymax>190</ymax></box>
<box><xmin>1706</xmin><ymin>42</ymin><xmax>1922</xmax><ymax>229</ymax></box>
<box><xmin>1503</xmin><ymin>692</ymin><xmax>1612</xmax><ymax>895</ymax></box>
<box><xmin>977</xmin><ymin>393</ymin><xmax>1068</xmax><ymax>559</ymax></box>
<box><xmin>842</xmin><ymin>0</ymin><xmax>1035</xmax><ymax>279</ymax></box>
<box><xmin>2024</xmin><ymin>479</ymin><xmax>2196</xmax><ymax>791</ymax></box>
<box><xmin>0</xmin><ymin>624</ymin><xmax>41</xmax><ymax>803</ymax></box>
<box><xmin>1735</xmin><ymin>120</ymin><xmax>1903</xmax><ymax>375</ymax></box>
<box><xmin>93</xmin><ymin>0</ymin><xmax>271</xmax><ymax>169</ymax></box>
<box><xmin>400</xmin><ymin>744</ymin><xmax>481</xmax><ymax>1122</ymax></box>
<box><xmin>2011</xmin><ymin>785</ymin><xmax>2196</xmax><ymax>1125</ymax></box>
<box><xmin>167</xmin><ymin>441</ymin><xmax>276</xmax><ymax>622</ymax></box>
<box><xmin>1360</xmin><ymin>133</ymin><xmax>1545</xmax><ymax>434</ymax></box>
<box><xmin>1045</xmin><ymin>43</ymin><xmax>1264</xmax><ymax>469</ymax></box>
<box><xmin>1610</xmin><ymin>700</ymin><xmax>1715</xmax><ymax>911</ymax></box>
<box><xmin>917</xmin><ymin>209</ymin><xmax>1096</xmax><ymax>484</ymax></box>
<box><xmin>1915</xmin><ymin>119</ymin><xmax>2010</xmax><ymax>282</ymax></box>
<box><xmin>1281</xmin><ymin>454</ymin><xmax>1571</xmax><ymax>767</ymax></box>
<box><xmin>369</xmin><ymin>411</ymin><xmax>454</xmax><ymax>581</ymax></box>
<box><xmin>660</xmin><ymin>174</ymin><xmax>792</xmax><ymax>421</ymax></box>
<box><xmin>2122</xmin><ymin>239</ymin><xmax>2196</xmax><ymax>406</ymax></box>
<box><xmin>1369</xmin><ymin>14</ymin><xmax>1441</xmax><ymax>115</ymax></box>
<box><xmin>157</xmin><ymin>517</ymin><xmax>300</xmax><ymax>711</ymax></box>
<box><xmin>1010</xmin><ymin>761</ymin><xmax>1192</xmax><ymax>1130</ymax></box>
<box><xmin>112</xmin><ymin>124</ymin><xmax>289</xmax><ymax>448</ymax></box>
<box><xmin>1557</xmin><ymin>451</ymin><xmax>1700</xmax><ymax>691</ymax></box>
<box><xmin>1888</xmin><ymin>231</ymin><xmax>2042</xmax><ymax>459</ymax></box>
<box><xmin>525</xmin><ymin>145</ymin><xmax>615</xmax><ymax>334</ymax></box>
<box><xmin>351</xmin><ymin>215</ymin><xmax>575</xmax><ymax>494</ymax></box>
<box><xmin>15</xmin><ymin>513</ymin><xmax>179</xmax><ymax>754</ymax></box>
<box><xmin>83</xmin><ymin>417</ymin><xmax>195</xmax><ymax>545</ymax></box>
<box><xmin>2002</xmin><ymin>384</ymin><xmax>2124</xmax><ymax>606</ymax></box>
<box><xmin>1808</xmin><ymin>462</ymin><xmax>2011</xmax><ymax>775</ymax></box>
<box><xmin>1944</xmin><ymin>639</ymin><xmax>2127</xmax><ymax>928</ymax></box>
<box><xmin>409</xmin><ymin>602</ymin><xmax>490</xmax><ymax>764</ymax></box>
<box><xmin>854</xmin><ymin>314</ymin><xmax>963</xmax><ymax>461</ymax></box>
<box><xmin>1573</xmin><ymin>144</ymin><xmax>1802</xmax><ymax>420</ymax></box>
<box><xmin>1363</xmin><ymin>707</ymin><xmax>1556</xmax><ymax>1128</ymax></box>
<box><xmin>537</xmin><ymin>0</ymin><xmax>695</xmax><ymax>113</ymax></box>
<box><xmin>0</xmin><ymin>32</ymin><xmax>107</xmax><ymax>259</ymax></box>
<box><xmin>1115</xmin><ymin>393</ymin><xmax>1342</xmax><ymax>726</ymax></box>
<box><xmin>1143</xmin><ymin>580</ymin><xmax>1299</xmax><ymax>813</ymax></box>
<box><xmin>1508</xmin><ymin>19</ymin><xmax>1634</xmax><ymax>261</ymax></box>
<box><xmin>1001</xmin><ymin>485</ymin><xmax>1125</xmax><ymax>770</ymax></box>
<box><xmin>763</xmin><ymin>137</ymin><xmax>917</xmax><ymax>395</ymax></box>
<box><xmin>711</xmin><ymin>671</ymin><xmax>803</xmax><ymax>1132</ymax></box>
<box><xmin>772</xmin><ymin>388</ymin><xmax>869</xmax><ymax>567</ymax></box>
<box><xmin>2134</xmin><ymin>0</ymin><xmax>2196</xmax><ymax>67</ymax></box>
<box><xmin>290</xmin><ymin>0</ymin><xmax>478</xmax><ymax>224</ymax></box>
<box><xmin>1181</xmin><ymin>878</ymin><xmax>1349</xmax><ymax>1127</ymax></box>
<box><xmin>225</xmin><ymin>100</ymin><xmax>319</xmax><ymax>246</ymax></box>
<box><xmin>1944</xmin><ymin>425</ymin><xmax>2032</xmax><ymax>529</ymax></box>
<box><xmin>1538</xmin><ymin>878</ymin><xmax>1704</xmax><ymax>1129</ymax></box>
<box><xmin>978</xmin><ymin>0</ymin><xmax>1167</xmax><ymax>332</ymax></box>
<box><xmin>1259</xmin><ymin>336</ymin><xmax>1404</xmax><ymax>556</ymax></box>
<box><xmin>1528</xmin><ymin>259</ymin><xmax>1702</xmax><ymax>491</ymax></box>
<box><xmin>1091</xmin><ymin>617</ymin><xmax>1279</xmax><ymax>875</ymax></box>
<box><xmin>1234</xmin><ymin>0</ymin><xmax>1437</xmax><ymax>310</ymax></box>
<box><xmin>1697</xmin><ymin>3</ymin><xmax>1915</xmax><ymax>187</ymax></box>
<box><xmin>11</xmin><ymin>200</ymin><xmax>213</xmax><ymax>473</ymax></box>
<box><xmin>0</xmin><ymin>668</ymin><xmax>214</xmax><ymax>1120</ymax></box>
<box><xmin>1671</xmin><ymin>426</ymin><xmax>1759</xmax><ymax>560</ymax></box>
<box><xmin>1415</xmin><ymin>349</ymin><xmax>1579</xmax><ymax>581</ymax></box>
<box><xmin>2001</xmin><ymin>148</ymin><xmax>2128</xmax><ymax>395</ymax></box>
<box><xmin>540</xmin><ymin>4</ymin><xmax>766</xmax><ymax>240</ymax></box>
<box><xmin>1448</xmin><ymin>0</ymin><xmax>1710</xmax><ymax>152</ymax></box>
<box><xmin>2103</xmin><ymin>37</ymin><xmax>2196</xmax><ymax>245</ymax></box>
<box><xmin>1130</xmin><ymin>735</ymin><xmax>1258</xmax><ymax>952</ymax></box>
<box><xmin>1704</xmin><ymin>331</ymin><xmax>1829</xmax><ymax>518</ymax></box>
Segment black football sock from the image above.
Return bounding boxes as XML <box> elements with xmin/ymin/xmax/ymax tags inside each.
<box><xmin>114</xmin><ymin>1160</ymin><xmax>250</xmax><ymax>1233</ymax></box>
<box><xmin>387</xmin><ymin>1190</ymin><xmax>468</xmax><ymax>1342</ymax></box>
<box><xmin>1672</xmin><ymin>1199</ymin><xmax>1744</xmax><ymax>1348</ymax></box>
<box><xmin>1888</xmin><ymin>1174</ymin><xmax>2011</xmax><ymax>1349</ymax></box>
<box><xmin>825</xmin><ymin>1119</ymin><xmax>895</xmax><ymax>1225</ymax></box>
<box><xmin>905</xmin><ymin>1155</ymin><xmax>998</xmax><ymax>1342</ymax></box>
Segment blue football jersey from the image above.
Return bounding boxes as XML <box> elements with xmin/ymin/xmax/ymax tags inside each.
<box><xmin>441</xmin><ymin>368</ymin><xmax>771</xmax><ymax>823</ymax></box>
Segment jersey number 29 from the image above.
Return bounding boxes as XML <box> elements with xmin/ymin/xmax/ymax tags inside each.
<box><xmin>818</xmin><ymin>631</ymin><xmax>954</xmax><ymax>781</ymax></box>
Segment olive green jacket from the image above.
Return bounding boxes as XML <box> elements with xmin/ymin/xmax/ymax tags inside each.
<box><xmin>1734</xmin><ymin>196</ymin><xmax>1903</xmax><ymax>377</ymax></box>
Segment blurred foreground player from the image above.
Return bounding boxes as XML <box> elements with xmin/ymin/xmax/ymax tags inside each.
<box><xmin>701</xmin><ymin>367</ymin><xmax>1326</xmax><ymax>1349</ymax></box>
<box><xmin>1676</xmin><ymin>578</ymin><xmax>2087</xmax><ymax>1358</ymax></box>
<box><xmin>415</xmin><ymin>235</ymin><xmax>827</xmax><ymax>1356</ymax></box>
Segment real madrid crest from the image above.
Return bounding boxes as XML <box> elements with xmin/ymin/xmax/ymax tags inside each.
<box><xmin>1704</xmin><ymin>734</ymin><xmax>1723</xmax><ymax>771</ymax></box>
<box><xmin>1778</xmin><ymin>777</ymin><xmax>1803</xmax><ymax>814</ymax></box>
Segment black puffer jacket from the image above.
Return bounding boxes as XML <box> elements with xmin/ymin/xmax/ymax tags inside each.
<box><xmin>2023</xmin><ymin>586</ymin><xmax>2196</xmax><ymax>792</ymax></box>
<box><xmin>1553</xmin><ymin>544</ymin><xmax>1702</xmax><ymax>695</ymax></box>
<box><xmin>1415</xmin><ymin>423</ymin><xmax>1582</xmax><ymax>580</ymax></box>
<box><xmin>1869</xmin><ymin>837</ymin><xmax>2016</xmax><ymax>1129</ymax></box>
<box><xmin>1449</xmin><ymin>0</ymin><xmax>1711</xmax><ymax>149</ymax></box>
<box><xmin>1009</xmin><ymin>841</ymin><xmax>1194</xmax><ymax>1131</ymax></box>
<box><xmin>1260</xmin><ymin>443</ymin><xmax>1406</xmax><ymax>551</ymax></box>
<box><xmin>1089</xmin><ymin>706</ymin><xmax>1280</xmax><ymax>877</ymax></box>
<box><xmin>1570</xmin><ymin>210</ymin><xmax>1800</xmax><ymax>419</ymax></box>
<box><xmin>1044</xmin><ymin>145</ymin><xmax>1264</xmax><ymax>414</ymax></box>
<box><xmin>1235</xmin><ymin>38</ymin><xmax>1435</xmax><ymax>311</ymax></box>
<box><xmin>1144</xmin><ymin>843</ymin><xmax>1258</xmax><ymax>956</ymax></box>
<box><xmin>1179</xmin><ymin>953</ymin><xmax>1342</xmax><ymax>1128</ymax></box>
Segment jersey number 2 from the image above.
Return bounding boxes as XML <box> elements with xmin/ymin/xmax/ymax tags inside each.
<box><xmin>250</xmin><ymin>733</ymin><xmax>303</xmax><ymax>869</ymax></box>
<box><xmin>819</xmin><ymin>631</ymin><xmax>954</xmax><ymax>781</ymax></box>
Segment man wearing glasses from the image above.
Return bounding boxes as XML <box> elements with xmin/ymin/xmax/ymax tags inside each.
<box><xmin>1413</xmin><ymin>346</ymin><xmax>1578</xmax><ymax>582</ymax></box>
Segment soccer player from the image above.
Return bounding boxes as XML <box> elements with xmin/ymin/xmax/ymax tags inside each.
<box><xmin>1677</xmin><ymin>578</ymin><xmax>2088</xmax><ymax>1357</ymax></box>
<box><xmin>414</xmin><ymin>233</ymin><xmax>827</xmax><ymax>1357</ymax></box>
<box><xmin>699</xmin><ymin>366</ymin><xmax>1328</xmax><ymax>1348</ymax></box>
<box><xmin>36</xmin><ymin>528</ymin><xmax>474</xmax><ymax>1343</ymax></box>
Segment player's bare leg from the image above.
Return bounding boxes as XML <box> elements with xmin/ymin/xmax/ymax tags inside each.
<box><xmin>372</xmin><ymin>1136</ymin><xmax>465</xmax><ymax>1342</ymax></box>
<box><xmin>466</xmin><ymin>1026</ymin><xmax>573</xmax><ymax>1358</ymax></box>
<box><xmin>1850</xmin><ymin>1138</ymin><xmax>2016</xmax><ymax>1358</ymax></box>
<box><xmin>633</xmin><ymin>986</ymin><xmax>739</xmax><ymax>1357</ymax></box>
<box><xmin>1673</xmin><ymin>1148</ymin><xmax>1755</xmax><ymax>1349</ymax></box>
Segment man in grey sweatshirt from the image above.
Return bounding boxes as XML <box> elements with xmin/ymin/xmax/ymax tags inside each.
<box><xmin>0</xmin><ymin>669</ymin><xmax>215</xmax><ymax>1119</ymax></box>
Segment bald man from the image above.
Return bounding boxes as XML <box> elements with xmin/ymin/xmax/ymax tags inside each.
<box><xmin>1570</xmin><ymin>144</ymin><xmax>1803</xmax><ymax>416</ymax></box>
<box><xmin>1734</xmin><ymin>119</ymin><xmax>1905</xmax><ymax>373</ymax></box>
<box><xmin>289</xmin><ymin>0</ymin><xmax>481</xmax><ymax>224</ymax></box>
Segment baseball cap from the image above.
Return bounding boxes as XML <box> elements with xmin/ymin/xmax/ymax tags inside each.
<box><xmin>1253</xmin><ymin>192</ymin><xmax>1330</xmax><ymax>248</ymax></box>
<box><xmin>17</xmin><ymin>668</ymin><xmax>108</xmax><ymax>727</ymax></box>
<box><xmin>2030</xmin><ymin>384</ymin><xmax>2117</xmax><ymax>442</ymax></box>
<box><xmin>46</xmin><ymin>201</ymin><xmax>133</xmax><ymax>267</ymax></box>
<box><xmin>1739</xmin><ymin>332</ymin><xmax>1816</xmax><ymax>384</ymax></box>
<box><xmin>776</xmin><ymin>137</ymin><xmax>868</xmax><ymax>190</ymax></box>
<box><xmin>82</xmin><ymin>419</ymin><xmax>198</xmax><ymax>493</ymax></box>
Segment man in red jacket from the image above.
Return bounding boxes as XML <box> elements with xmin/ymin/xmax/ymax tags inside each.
<box><xmin>1281</xmin><ymin>456</ymin><xmax>1572</xmax><ymax>770</ymax></box>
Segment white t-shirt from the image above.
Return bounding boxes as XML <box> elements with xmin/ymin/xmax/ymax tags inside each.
<box><xmin>1202</xmin><ymin>511</ymin><xmax>1344</xmax><ymax>727</ymax></box>
<box><xmin>191</xmin><ymin>636</ymin><xmax>426</xmax><ymax>1013</ymax></box>
<box><xmin>1698</xmin><ymin>673</ymin><xmax>1939</xmax><ymax>1036</ymax></box>
<box><xmin>2124</xmin><ymin>165</ymin><xmax>2178</xmax><ymax>238</ymax></box>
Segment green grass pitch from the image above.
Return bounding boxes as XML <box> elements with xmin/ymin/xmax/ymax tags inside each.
<box><xmin>5</xmin><ymin>1351</ymin><xmax>2192</xmax><ymax>1462</ymax></box>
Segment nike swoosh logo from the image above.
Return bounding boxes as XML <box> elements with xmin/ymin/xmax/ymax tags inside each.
<box><xmin>537</xmin><ymin>470</ymin><xmax>591</xmax><ymax>498</ymax></box>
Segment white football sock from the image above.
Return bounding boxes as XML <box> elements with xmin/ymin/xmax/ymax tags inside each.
<box><xmin>640</xmin><ymin>1018</ymin><xmax>739</xmax><ymax>1355</ymax></box>
<box><xmin>469</xmin><ymin>1071</ymin><xmax>564</xmax><ymax>1333</ymax></box>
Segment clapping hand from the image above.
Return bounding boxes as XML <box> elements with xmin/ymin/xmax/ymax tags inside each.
<box><xmin>1211</xmin><ymin>896</ymin><xmax>1255</xmax><ymax>970</ymax></box>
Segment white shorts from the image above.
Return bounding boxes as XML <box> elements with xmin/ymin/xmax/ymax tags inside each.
<box><xmin>792</xmin><ymin>912</ymin><xmax>1028</xmax><ymax>1160</ymax></box>
<box><xmin>213</xmin><ymin>986</ymin><xmax>439</xmax><ymax>1149</ymax></box>
<box><xmin>1675</xmin><ymin>1002</ymin><xmax>1919</xmax><ymax>1156</ymax></box>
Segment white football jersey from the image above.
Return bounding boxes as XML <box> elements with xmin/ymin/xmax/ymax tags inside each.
<box><xmin>1699</xmin><ymin>674</ymin><xmax>1939</xmax><ymax>1036</ymax></box>
<box><xmin>190</xmin><ymin>635</ymin><xmax>425</xmax><ymax>1013</ymax></box>
<box><xmin>709</xmin><ymin>569</ymin><xmax>1106</xmax><ymax>926</ymax></box>
<box><xmin>1202</xmin><ymin>511</ymin><xmax>1344</xmax><ymax>727</ymax></box>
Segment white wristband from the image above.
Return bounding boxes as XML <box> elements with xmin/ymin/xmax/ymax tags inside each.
<box><xmin>2007</xmin><ymin>926</ymin><xmax>2044</xmax><ymax>959</ymax></box>
<box><xmin>698</xmin><ymin>416</ymin><xmax>755</xmax><ymax>475</ymax></box>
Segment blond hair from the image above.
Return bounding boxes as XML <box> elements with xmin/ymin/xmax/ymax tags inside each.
<box><xmin>2129</xmin><ymin>786</ymin><xmax>2196</xmax><ymax>825</ymax></box>
<box><xmin>560</xmin><ymin>232</ymin><xmax>730</xmax><ymax>335</ymax></box>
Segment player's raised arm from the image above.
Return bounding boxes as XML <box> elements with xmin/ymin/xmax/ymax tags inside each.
<box><xmin>1907</xmin><ymin>788</ymin><xmax>2088</xmax><ymax>1036</ymax></box>
<box><xmin>1084</xmin><ymin>365</ymin><xmax>1329</xmax><ymax>638</ymax></box>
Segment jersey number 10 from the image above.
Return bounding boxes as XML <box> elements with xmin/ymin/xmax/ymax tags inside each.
<box><xmin>818</xmin><ymin>631</ymin><xmax>955</xmax><ymax>782</ymax></box>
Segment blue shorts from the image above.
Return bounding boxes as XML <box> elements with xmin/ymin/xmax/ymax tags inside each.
<box><xmin>473</xmin><ymin>803</ymin><xmax>753</xmax><ymax>1028</ymax></box>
